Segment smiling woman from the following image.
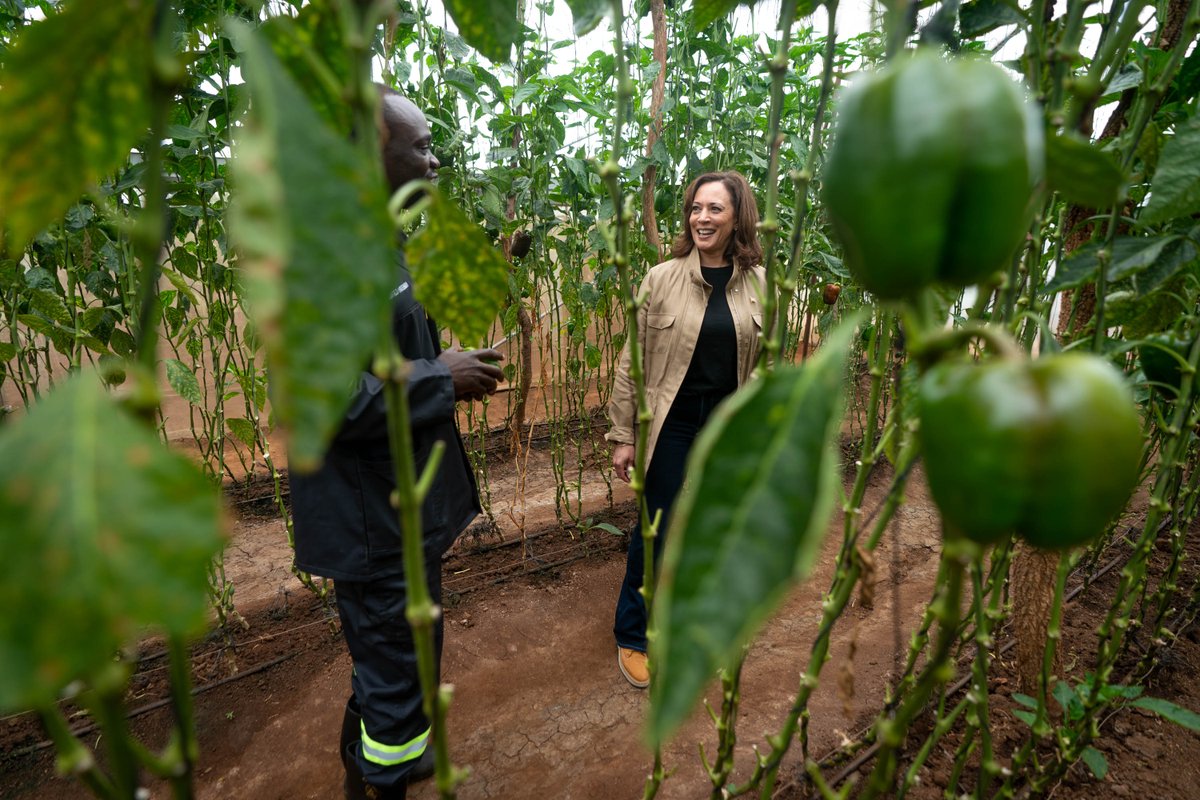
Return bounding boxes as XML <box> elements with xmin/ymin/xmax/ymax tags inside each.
<box><xmin>605</xmin><ymin>170</ymin><xmax>766</xmax><ymax>688</ymax></box>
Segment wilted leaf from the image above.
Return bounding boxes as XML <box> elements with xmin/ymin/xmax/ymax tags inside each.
<box><xmin>647</xmin><ymin>313</ymin><xmax>860</xmax><ymax>744</ymax></box>
<box><xmin>1141</xmin><ymin>114</ymin><xmax>1200</xmax><ymax>225</ymax></box>
<box><xmin>0</xmin><ymin>0</ymin><xmax>153</xmax><ymax>253</ymax></box>
<box><xmin>406</xmin><ymin>189</ymin><xmax>511</xmax><ymax>348</ymax></box>
<box><xmin>227</xmin><ymin>21</ymin><xmax>393</xmax><ymax>473</ymax></box>
<box><xmin>0</xmin><ymin>375</ymin><xmax>223</xmax><ymax>712</ymax></box>
<box><xmin>1046</xmin><ymin>133</ymin><xmax>1126</xmax><ymax>209</ymax></box>
<box><xmin>444</xmin><ymin>0</ymin><xmax>521</xmax><ymax>62</ymax></box>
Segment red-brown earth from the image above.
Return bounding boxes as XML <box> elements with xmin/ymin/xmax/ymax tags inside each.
<box><xmin>2</xmin><ymin>418</ymin><xmax>1199</xmax><ymax>799</ymax></box>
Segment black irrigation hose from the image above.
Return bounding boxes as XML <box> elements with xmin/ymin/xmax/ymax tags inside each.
<box><xmin>6</xmin><ymin>650</ymin><xmax>304</xmax><ymax>761</ymax></box>
<box><xmin>788</xmin><ymin>532</ymin><xmax>1151</xmax><ymax>799</ymax></box>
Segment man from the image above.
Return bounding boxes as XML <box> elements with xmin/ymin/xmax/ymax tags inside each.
<box><xmin>290</xmin><ymin>86</ymin><xmax>504</xmax><ymax>800</ymax></box>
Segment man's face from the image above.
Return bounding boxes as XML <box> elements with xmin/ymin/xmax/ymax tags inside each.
<box><xmin>380</xmin><ymin>95</ymin><xmax>440</xmax><ymax>194</ymax></box>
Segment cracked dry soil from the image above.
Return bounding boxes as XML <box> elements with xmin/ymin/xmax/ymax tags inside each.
<box><xmin>4</xmin><ymin>422</ymin><xmax>1197</xmax><ymax>799</ymax></box>
<box><xmin>1</xmin><ymin>426</ymin><xmax>950</xmax><ymax>800</ymax></box>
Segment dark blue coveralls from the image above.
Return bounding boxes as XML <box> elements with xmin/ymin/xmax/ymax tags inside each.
<box><xmin>290</xmin><ymin>255</ymin><xmax>480</xmax><ymax>795</ymax></box>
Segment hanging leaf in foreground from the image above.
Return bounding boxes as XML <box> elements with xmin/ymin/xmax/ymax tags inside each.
<box><xmin>226</xmin><ymin>21</ymin><xmax>394</xmax><ymax>472</ymax></box>
<box><xmin>444</xmin><ymin>0</ymin><xmax>521</xmax><ymax>62</ymax></box>
<box><xmin>0</xmin><ymin>0</ymin><xmax>153</xmax><ymax>254</ymax></box>
<box><xmin>647</xmin><ymin>313</ymin><xmax>861</xmax><ymax>745</ymax></box>
<box><xmin>404</xmin><ymin>188</ymin><xmax>513</xmax><ymax>348</ymax></box>
<box><xmin>1141</xmin><ymin>113</ymin><xmax>1200</xmax><ymax>226</ymax></box>
<box><xmin>0</xmin><ymin>375</ymin><xmax>223</xmax><ymax>712</ymax></box>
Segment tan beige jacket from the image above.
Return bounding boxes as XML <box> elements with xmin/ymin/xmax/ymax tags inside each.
<box><xmin>606</xmin><ymin>248</ymin><xmax>766</xmax><ymax>468</ymax></box>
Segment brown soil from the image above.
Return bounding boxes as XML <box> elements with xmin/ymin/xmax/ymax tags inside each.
<box><xmin>3</xmin><ymin>425</ymin><xmax>1199</xmax><ymax>799</ymax></box>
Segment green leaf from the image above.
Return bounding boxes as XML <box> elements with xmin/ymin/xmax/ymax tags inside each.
<box><xmin>1102</xmin><ymin>63</ymin><xmax>1143</xmax><ymax>101</ymax></box>
<box><xmin>960</xmin><ymin>0</ymin><xmax>1025</xmax><ymax>36</ymax></box>
<box><xmin>28</xmin><ymin>288</ymin><xmax>71</xmax><ymax>325</ymax></box>
<box><xmin>165</xmin><ymin>358</ymin><xmax>204</xmax><ymax>406</ymax></box>
<box><xmin>1012</xmin><ymin>708</ymin><xmax>1037</xmax><ymax>726</ymax></box>
<box><xmin>587</xmin><ymin>522</ymin><xmax>625</xmax><ymax>537</ymax></box>
<box><xmin>1131</xmin><ymin>696</ymin><xmax>1200</xmax><ymax>731</ymax></box>
<box><xmin>1048</xmin><ymin>235</ymin><xmax>1180</xmax><ymax>291</ymax></box>
<box><xmin>406</xmin><ymin>189</ymin><xmax>511</xmax><ymax>348</ymax></box>
<box><xmin>444</xmin><ymin>0</ymin><xmax>521</xmax><ymax>63</ymax></box>
<box><xmin>0</xmin><ymin>0</ymin><xmax>153</xmax><ymax>253</ymax></box>
<box><xmin>647</xmin><ymin>313</ymin><xmax>860</xmax><ymax>745</ymax></box>
<box><xmin>226</xmin><ymin>21</ymin><xmax>393</xmax><ymax>473</ymax></box>
<box><xmin>1141</xmin><ymin>114</ymin><xmax>1200</xmax><ymax>225</ymax></box>
<box><xmin>1133</xmin><ymin>233</ymin><xmax>1197</xmax><ymax>296</ymax></box>
<box><xmin>109</xmin><ymin>328</ymin><xmax>135</xmax><ymax>358</ymax></box>
<box><xmin>162</xmin><ymin>266</ymin><xmax>201</xmax><ymax>307</ymax></box>
<box><xmin>1012</xmin><ymin>692</ymin><xmax>1039</xmax><ymax>709</ymax></box>
<box><xmin>226</xmin><ymin>417</ymin><xmax>259</xmax><ymax>449</ymax></box>
<box><xmin>1053</xmin><ymin>680</ymin><xmax>1080</xmax><ymax>714</ymax></box>
<box><xmin>1046</xmin><ymin>133</ymin><xmax>1127</xmax><ymax>209</ymax></box>
<box><xmin>693</xmin><ymin>0</ymin><xmax>741</xmax><ymax>29</ymax></box>
<box><xmin>1081</xmin><ymin>746</ymin><xmax>1108</xmax><ymax>779</ymax></box>
<box><xmin>0</xmin><ymin>375</ymin><xmax>223</xmax><ymax>712</ymax></box>
<box><xmin>564</xmin><ymin>0</ymin><xmax>609</xmax><ymax>36</ymax></box>
<box><xmin>259</xmin><ymin>1</ymin><xmax>352</xmax><ymax>135</ymax></box>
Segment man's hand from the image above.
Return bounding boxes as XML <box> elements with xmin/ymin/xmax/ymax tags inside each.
<box><xmin>440</xmin><ymin>348</ymin><xmax>505</xmax><ymax>402</ymax></box>
<box><xmin>612</xmin><ymin>444</ymin><xmax>635</xmax><ymax>483</ymax></box>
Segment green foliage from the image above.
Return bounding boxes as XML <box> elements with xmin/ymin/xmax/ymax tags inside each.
<box><xmin>444</xmin><ymin>0</ymin><xmax>522</xmax><ymax>62</ymax></box>
<box><xmin>0</xmin><ymin>374</ymin><xmax>223</xmax><ymax>712</ymax></box>
<box><xmin>0</xmin><ymin>0</ymin><xmax>153</xmax><ymax>254</ymax></box>
<box><xmin>1130</xmin><ymin>696</ymin><xmax>1200</xmax><ymax>731</ymax></box>
<box><xmin>1045</xmin><ymin>132</ymin><xmax>1127</xmax><ymax>209</ymax></box>
<box><xmin>959</xmin><ymin>0</ymin><xmax>1025</xmax><ymax>37</ymax></box>
<box><xmin>692</xmin><ymin>0</ymin><xmax>744</xmax><ymax>30</ymax></box>
<box><xmin>1080</xmin><ymin>746</ymin><xmax>1108</xmax><ymax>779</ymax></box>
<box><xmin>648</xmin><ymin>313</ymin><xmax>859</xmax><ymax>745</ymax></box>
<box><xmin>165</xmin><ymin>357</ymin><xmax>204</xmax><ymax>406</ymax></box>
<box><xmin>227</xmin><ymin>20</ymin><xmax>393</xmax><ymax>473</ymax></box>
<box><xmin>565</xmin><ymin>0</ymin><xmax>610</xmax><ymax>36</ymax></box>
<box><xmin>260</xmin><ymin>1</ymin><xmax>353</xmax><ymax>134</ymax></box>
<box><xmin>405</xmin><ymin>188</ymin><xmax>513</xmax><ymax>348</ymax></box>
<box><xmin>1141</xmin><ymin>114</ymin><xmax>1200</xmax><ymax>225</ymax></box>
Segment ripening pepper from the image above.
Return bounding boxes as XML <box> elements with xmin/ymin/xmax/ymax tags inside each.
<box><xmin>822</xmin><ymin>52</ymin><xmax>1044</xmax><ymax>299</ymax></box>
<box><xmin>918</xmin><ymin>353</ymin><xmax>1143</xmax><ymax>549</ymax></box>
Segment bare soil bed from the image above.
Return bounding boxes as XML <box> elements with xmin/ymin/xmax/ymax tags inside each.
<box><xmin>2</xmin><ymin>423</ymin><xmax>1199</xmax><ymax>799</ymax></box>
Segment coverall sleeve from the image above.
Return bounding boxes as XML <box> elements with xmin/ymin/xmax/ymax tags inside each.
<box><xmin>336</xmin><ymin>357</ymin><xmax>456</xmax><ymax>443</ymax></box>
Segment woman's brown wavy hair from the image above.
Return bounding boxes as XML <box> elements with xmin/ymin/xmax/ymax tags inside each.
<box><xmin>670</xmin><ymin>171</ymin><xmax>763</xmax><ymax>269</ymax></box>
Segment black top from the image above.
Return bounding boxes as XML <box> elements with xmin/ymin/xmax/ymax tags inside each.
<box><xmin>678</xmin><ymin>265</ymin><xmax>738</xmax><ymax>398</ymax></box>
<box><xmin>290</xmin><ymin>250</ymin><xmax>481</xmax><ymax>582</ymax></box>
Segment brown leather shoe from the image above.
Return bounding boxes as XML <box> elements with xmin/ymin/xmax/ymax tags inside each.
<box><xmin>618</xmin><ymin>647</ymin><xmax>650</xmax><ymax>688</ymax></box>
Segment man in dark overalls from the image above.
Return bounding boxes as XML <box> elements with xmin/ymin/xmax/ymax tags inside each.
<box><xmin>290</xmin><ymin>86</ymin><xmax>504</xmax><ymax>800</ymax></box>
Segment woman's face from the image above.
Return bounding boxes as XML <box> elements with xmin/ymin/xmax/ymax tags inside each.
<box><xmin>689</xmin><ymin>180</ymin><xmax>736</xmax><ymax>264</ymax></box>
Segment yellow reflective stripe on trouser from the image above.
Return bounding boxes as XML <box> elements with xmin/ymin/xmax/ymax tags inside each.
<box><xmin>360</xmin><ymin>723</ymin><xmax>430</xmax><ymax>767</ymax></box>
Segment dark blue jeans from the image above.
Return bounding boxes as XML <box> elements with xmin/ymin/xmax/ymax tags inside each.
<box><xmin>614</xmin><ymin>393</ymin><xmax>724</xmax><ymax>653</ymax></box>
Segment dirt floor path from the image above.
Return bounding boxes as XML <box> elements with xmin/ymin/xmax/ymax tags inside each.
<box><xmin>2</xmin><ymin>429</ymin><xmax>952</xmax><ymax>800</ymax></box>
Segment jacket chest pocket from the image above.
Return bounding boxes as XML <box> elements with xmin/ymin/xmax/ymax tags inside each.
<box><xmin>645</xmin><ymin>313</ymin><xmax>676</xmax><ymax>356</ymax></box>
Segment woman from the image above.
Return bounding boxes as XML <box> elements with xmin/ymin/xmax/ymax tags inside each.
<box><xmin>607</xmin><ymin>171</ymin><xmax>766</xmax><ymax>688</ymax></box>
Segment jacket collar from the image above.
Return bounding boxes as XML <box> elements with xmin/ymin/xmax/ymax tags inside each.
<box><xmin>686</xmin><ymin>247</ymin><xmax>745</xmax><ymax>287</ymax></box>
